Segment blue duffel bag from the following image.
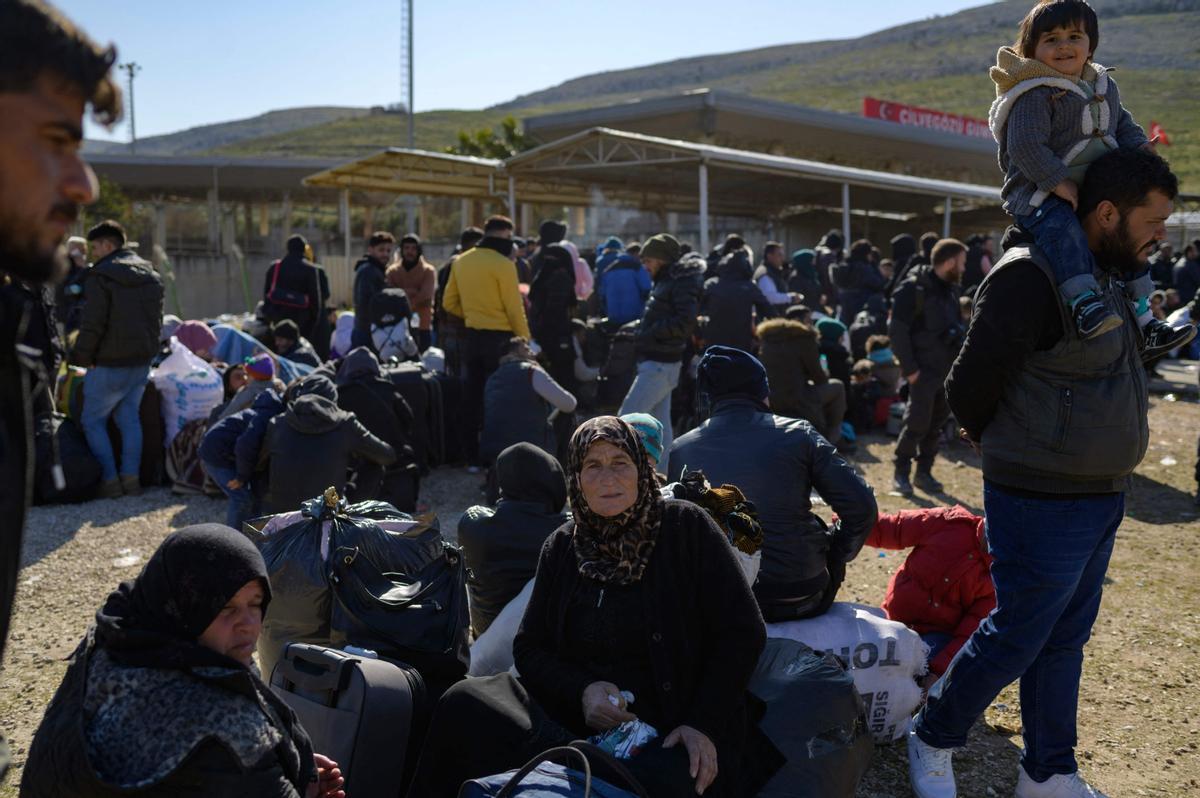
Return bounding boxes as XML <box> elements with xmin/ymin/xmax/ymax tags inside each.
<box><xmin>458</xmin><ymin>743</ymin><xmax>648</xmax><ymax>798</ymax></box>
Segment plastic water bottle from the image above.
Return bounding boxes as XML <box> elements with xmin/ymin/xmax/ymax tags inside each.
<box><xmin>820</xmin><ymin>353</ymin><xmax>829</xmax><ymax>375</ymax></box>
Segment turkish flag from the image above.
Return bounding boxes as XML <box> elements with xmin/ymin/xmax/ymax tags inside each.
<box><xmin>1149</xmin><ymin>121</ymin><xmax>1171</xmax><ymax>146</ymax></box>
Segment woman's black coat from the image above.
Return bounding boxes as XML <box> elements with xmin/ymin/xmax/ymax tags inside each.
<box><xmin>513</xmin><ymin>499</ymin><xmax>767</xmax><ymax>796</ymax></box>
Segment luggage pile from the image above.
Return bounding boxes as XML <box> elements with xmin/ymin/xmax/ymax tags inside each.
<box><xmin>245</xmin><ymin>488</ymin><xmax>470</xmax><ymax>684</ymax></box>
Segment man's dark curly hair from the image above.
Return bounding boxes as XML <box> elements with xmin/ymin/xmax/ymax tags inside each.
<box><xmin>1078</xmin><ymin>148</ymin><xmax>1178</xmax><ymax>219</ymax></box>
<box><xmin>0</xmin><ymin>0</ymin><xmax>122</xmax><ymax>125</ymax></box>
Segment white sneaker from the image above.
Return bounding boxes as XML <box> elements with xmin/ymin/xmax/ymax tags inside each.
<box><xmin>1015</xmin><ymin>769</ymin><xmax>1108</xmax><ymax>797</ymax></box>
<box><xmin>907</xmin><ymin>727</ymin><xmax>956</xmax><ymax>798</ymax></box>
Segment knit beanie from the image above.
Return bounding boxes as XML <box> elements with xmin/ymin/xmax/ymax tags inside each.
<box><xmin>697</xmin><ymin>345</ymin><xmax>770</xmax><ymax>403</ymax></box>
<box><xmin>175</xmin><ymin>320</ymin><xmax>218</xmax><ymax>356</ymax></box>
<box><xmin>244</xmin><ymin>353</ymin><xmax>275</xmax><ymax>381</ymax></box>
<box><xmin>640</xmin><ymin>234</ymin><xmax>681</xmax><ymax>264</ymax></box>
<box><xmin>620</xmin><ymin>412</ymin><xmax>664</xmax><ymax>464</ymax></box>
<box><xmin>271</xmin><ymin>319</ymin><xmax>300</xmax><ymax>342</ymax></box>
<box><xmin>816</xmin><ymin>317</ymin><xmax>848</xmax><ymax>343</ymax></box>
<box><xmin>538</xmin><ymin>220</ymin><xmax>567</xmax><ymax>246</ymax></box>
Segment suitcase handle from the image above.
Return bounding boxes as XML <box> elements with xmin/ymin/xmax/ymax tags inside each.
<box><xmin>276</xmin><ymin>643</ymin><xmax>357</xmax><ymax>706</ymax></box>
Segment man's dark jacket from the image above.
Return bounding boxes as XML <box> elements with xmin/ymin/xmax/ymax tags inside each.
<box><xmin>352</xmin><ymin>255</ymin><xmax>388</xmax><ymax>335</ymax></box>
<box><xmin>830</xmin><ymin>256</ymin><xmax>886</xmax><ymax>325</ymax></box>
<box><xmin>887</xmin><ymin>263</ymin><xmax>961</xmax><ymax>380</ymax></box>
<box><xmin>260</xmin><ymin>394</ymin><xmax>395</xmax><ymax>513</ymax></box>
<box><xmin>198</xmin><ymin>388</ymin><xmax>285</xmax><ymax>484</ymax></box>
<box><xmin>635</xmin><ymin>252</ymin><xmax>704</xmax><ymax>363</ymax></box>
<box><xmin>702</xmin><ymin>251</ymin><xmax>774</xmax><ymax>352</ymax></box>
<box><xmin>70</xmin><ymin>249</ymin><xmax>163</xmax><ymax>368</ymax></box>
<box><xmin>947</xmin><ymin>229</ymin><xmax>1149</xmax><ymax>495</ymax></box>
<box><xmin>666</xmin><ymin>399</ymin><xmax>878</xmax><ymax>619</ymax></box>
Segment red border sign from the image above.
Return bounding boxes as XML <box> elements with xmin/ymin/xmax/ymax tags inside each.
<box><xmin>863</xmin><ymin>97</ymin><xmax>992</xmax><ymax>140</ymax></box>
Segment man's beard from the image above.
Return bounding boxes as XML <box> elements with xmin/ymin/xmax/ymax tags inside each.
<box><xmin>0</xmin><ymin>202</ymin><xmax>74</xmax><ymax>284</ymax></box>
<box><xmin>1093</xmin><ymin>216</ymin><xmax>1152</xmax><ymax>277</ymax></box>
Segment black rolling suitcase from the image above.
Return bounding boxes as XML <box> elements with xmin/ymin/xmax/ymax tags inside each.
<box><xmin>271</xmin><ymin>643</ymin><xmax>425</xmax><ymax>798</ymax></box>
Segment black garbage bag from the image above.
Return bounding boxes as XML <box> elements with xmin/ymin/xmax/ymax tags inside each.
<box><xmin>329</xmin><ymin>518</ymin><xmax>470</xmax><ymax>685</ymax></box>
<box><xmin>749</xmin><ymin>638</ymin><xmax>873</xmax><ymax>798</ymax></box>
<box><xmin>33</xmin><ymin>413</ymin><xmax>101</xmax><ymax>504</ymax></box>
<box><xmin>244</xmin><ymin>490</ymin><xmax>424</xmax><ymax>677</ymax></box>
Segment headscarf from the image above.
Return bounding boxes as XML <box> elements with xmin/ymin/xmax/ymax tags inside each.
<box><xmin>330</xmin><ymin>312</ymin><xmax>356</xmax><ymax>359</ymax></box>
<box><xmin>790</xmin><ymin>249</ymin><xmax>817</xmax><ymax>282</ymax></box>
<box><xmin>620</xmin><ymin>412</ymin><xmax>664</xmax><ymax>464</ymax></box>
<box><xmin>496</xmin><ymin>442</ymin><xmax>567</xmax><ymax>513</ymax></box>
<box><xmin>91</xmin><ymin>524</ymin><xmax>312</xmax><ymax>793</ymax></box>
<box><xmin>94</xmin><ymin>524</ymin><xmax>272</xmax><ymax>670</ymax></box>
<box><xmin>567</xmin><ymin>416</ymin><xmax>663</xmax><ymax>585</ymax></box>
<box><xmin>561</xmin><ymin>240</ymin><xmax>594</xmax><ymax>300</ymax></box>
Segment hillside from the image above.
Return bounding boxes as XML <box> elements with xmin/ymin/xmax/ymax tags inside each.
<box><xmin>83</xmin><ymin>105</ymin><xmax>370</xmax><ymax>156</ymax></box>
<box><xmin>206</xmin><ymin>0</ymin><xmax>1198</xmax><ymax>188</ymax></box>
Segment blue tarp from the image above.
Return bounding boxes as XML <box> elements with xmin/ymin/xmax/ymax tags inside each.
<box><xmin>211</xmin><ymin>324</ymin><xmax>315</xmax><ymax>383</ymax></box>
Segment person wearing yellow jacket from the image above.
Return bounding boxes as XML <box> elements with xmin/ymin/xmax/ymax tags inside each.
<box><xmin>442</xmin><ymin>215</ymin><xmax>531</xmax><ymax>465</ymax></box>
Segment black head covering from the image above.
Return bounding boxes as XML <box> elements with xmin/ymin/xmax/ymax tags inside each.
<box><xmin>496</xmin><ymin>442</ymin><xmax>567</xmax><ymax>513</ymax></box>
<box><xmin>95</xmin><ymin>524</ymin><xmax>270</xmax><ymax>669</ymax></box>
<box><xmin>285</xmin><ymin>234</ymin><xmax>307</xmax><ymax>256</ymax></box>
<box><xmin>698</xmin><ymin>345</ymin><xmax>770</xmax><ymax>406</ymax></box>
<box><xmin>271</xmin><ymin>318</ymin><xmax>300</xmax><ymax>342</ymax></box>
<box><xmin>539</xmin><ymin>219</ymin><xmax>567</xmax><ymax>245</ymax></box>
<box><xmin>286</xmin><ymin>372</ymin><xmax>338</xmax><ymax>404</ymax></box>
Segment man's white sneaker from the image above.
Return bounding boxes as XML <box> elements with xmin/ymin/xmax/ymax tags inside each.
<box><xmin>1015</xmin><ymin>769</ymin><xmax>1108</xmax><ymax>798</ymax></box>
<box><xmin>907</xmin><ymin>728</ymin><xmax>956</xmax><ymax>798</ymax></box>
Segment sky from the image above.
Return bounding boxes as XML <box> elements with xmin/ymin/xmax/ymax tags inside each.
<box><xmin>58</xmin><ymin>0</ymin><xmax>991</xmax><ymax>143</ymax></box>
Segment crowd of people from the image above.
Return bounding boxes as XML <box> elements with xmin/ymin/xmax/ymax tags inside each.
<box><xmin>3</xmin><ymin>1</ymin><xmax>1200</xmax><ymax>797</ymax></box>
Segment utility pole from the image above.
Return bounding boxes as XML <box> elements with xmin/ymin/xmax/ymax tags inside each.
<box><xmin>400</xmin><ymin>0</ymin><xmax>414</xmax><ymax>147</ymax></box>
<box><xmin>119</xmin><ymin>62</ymin><xmax>141</xmax><ymax>154</ymax></box>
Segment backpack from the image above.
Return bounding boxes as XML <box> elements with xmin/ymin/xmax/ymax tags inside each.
<box><xmin>266</xmin><ymin>259</ymin><xmax>311</xmax><ymax>310</ymax></box>
<box><xmin>370</xmin><ymin>287</ymin><xmax>412</xmax><ymax>329</ymax></box>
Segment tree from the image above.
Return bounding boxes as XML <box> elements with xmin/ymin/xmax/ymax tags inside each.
<box><xmin>83</xmin><ymin>174</ymin><xmax>133</xmax><ymax>228</ymax></box>
<box><xmin>445</xmin><ymin>115</ymin><xmax>533</xmax><ymax>159</ymax></box>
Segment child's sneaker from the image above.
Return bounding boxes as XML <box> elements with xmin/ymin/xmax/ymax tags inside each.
<box><xmin>1140</xmin><ymin>318</ymin><xmax>1196</xmax><ymax>361</ymax></box>
<box><xmin>1071</xmin><ymin>294</ymin><xmax>1123</xmax><ymax>339</ymax></box>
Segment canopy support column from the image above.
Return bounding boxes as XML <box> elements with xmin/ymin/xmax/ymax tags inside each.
<box><xmin>340</xmin><ymin>189</ymin><xmax>351</xmax><ymax>263</ymax></box>
<box><xmin>841</xmin><ymin>183</ymin><xmax>851</xmax><ymax>250</ymax></box>
<box><xmin>507</xmin><ymin>176</ymin><xmax>516</xmax><ymax>217</ymax></box>
<box><xmin>943</xmin><ymin>195</ymin><xmax>953</xmax><ymax>238</ymax></box>
<box><xmin>698</xmin><ymin>161</ymin><xmax>710</xmax><ymax>254</ymax></box>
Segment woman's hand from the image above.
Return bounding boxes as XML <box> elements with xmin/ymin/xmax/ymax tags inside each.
<box><xmin>580</xmin><ymin>681</ymin><xmax>636</xmax><ymax>732</ymax></box>
<box><xmin>663</xmin><ymin>725</ymin><xmax>718</xmax><ymax>795</ymax></box>
<box><xmin>306</xmin><ymin>753</ymin><xmax>345</xmax><ymax>798</ymax></box>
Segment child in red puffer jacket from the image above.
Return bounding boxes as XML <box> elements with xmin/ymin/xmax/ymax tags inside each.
<box><xmin>867</xmin><ymin>505</ymin><xmax>995</xmax><ymax>675</ymax></box>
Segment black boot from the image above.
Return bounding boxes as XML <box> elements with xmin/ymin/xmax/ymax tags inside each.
<box><xmin>913</xmin><ymin>468</ymin><xmax>944</xmax><ymax>494</ymax></box>
<box><xmin>893</xmin><ymin>464</ymin><xmax>914</xmax><ymax>496</ymax></box>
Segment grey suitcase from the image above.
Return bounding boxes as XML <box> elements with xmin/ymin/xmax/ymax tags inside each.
<box><xmin>270</xmin><ymin>643</ymin><xmax>424</xmax><ymax>798</ymax></box>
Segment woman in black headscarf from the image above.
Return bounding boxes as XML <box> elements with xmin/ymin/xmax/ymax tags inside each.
<box><xmin>458</xmin><ymin>442</ymin><xmax>569</xmax><ymax>637</ymax></box>
<box><xmin>409</xmin><ymin>417</ymin><xmax>770</xmax><ymax>797</ymax></box>
<box><xmin>22</xmin><ymin>524</ymin><xmax>345</xmax><ymax>798</ymax></box>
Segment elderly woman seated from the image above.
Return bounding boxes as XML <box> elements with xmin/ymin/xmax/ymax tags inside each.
<box><xmin>22</xmin><ymin>524</ymin><xmax>345</xmax><ymax>798</ymax></box>
<box><xmin>409</xmin><ymin>416</ymin><xmax>769</xmax><ymax>797</ymax></box>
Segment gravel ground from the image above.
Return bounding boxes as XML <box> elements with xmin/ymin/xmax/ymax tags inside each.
<box><xmin>3</xmin><ymin>395</ymin><xmax>1199</xmax><ymax>796</ymax></box>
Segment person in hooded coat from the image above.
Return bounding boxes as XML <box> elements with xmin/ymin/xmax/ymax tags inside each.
<box><xmin>830</xmin><ymin>239</ymin><xmax>887</xmax><ymax>325</ymax></box>
<box><xmin>814</xmin><ymin>229</ymin><xmax>844</xmax><ymax>309</ymax></box>
<box><xmin>22</xmin><ymin>524</ymin><xmax>345</xmax><ymax>798</ymax></box>
<box><xmin>702</xmin><ymin>249</ymin><xmax>775</xmax><ymax>352</ymax></box>
<box><xmin>755</xmin><ymin>313</ymin><xmax>846</xmax><ymax>446</ymax></box>
<box><xmin>199</xmin><ymin>387</ymin><xmax>285</xmax><ymax>529</ymax></box>
<box><xmin>457</xmin><ymin>443</ymin><xmax>569</xmax><ymax>637</ymax></box>
<box><xmin>385</xmin><ymin>233</ymin><xmax>437</xmax><ymax>352</ymax></box>
<box><xmin>848</xmin><ymin>293</ymin><xmax>889</xmax><ymax>362</ymax></box>
<box><xmin>262</xmin><ymin>235</ymin><xmax>328</xmax><ymax>346</ymax></box>
<box><xmin>259</xmin><ymin>376</ymin><xmax>395</xmax><ymax>513</ymax></box>
<box><xmin>270</xmin><ymin>320</ymin><xmax>321</xmax><ymax>368</ymax></box>
<box><xmin>785</xmin><ymin>249</ymin><xmax>822</xmax><ymax>310</ymax></box>
<box><xmin>331</xmin><ymin>347</ymin><xmax>419</xmax><ymax>510</ymax></box>
<box><xmin>598</xmin><ymin>250</ymin><xmax>653</xmax><ymax>325</ymax></box>
<box><xmin>528</xmin><ymin>242</ymin><xmax>579</xmax><ymax>393</ymax></box>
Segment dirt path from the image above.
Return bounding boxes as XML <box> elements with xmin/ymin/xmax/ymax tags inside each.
<box><xmin>2</xmin><ymin>397</ymin><xmax>1197</xmax><ymax>796</ymax></box>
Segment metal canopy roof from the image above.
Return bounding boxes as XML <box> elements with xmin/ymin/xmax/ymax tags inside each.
<box><xmin>86</xmin><ymin>154</ymin><xmax>340</xmax><ymax>202</ymax></box>
<box><xmin>522</xmin><ymin>89</ymin><xmax>998</xmax><ymax>184</ymax></box>
<box><xmin>504</xmin><ymin>127</ymin><xmax>1001</xmax><ymax>217</ymax></box>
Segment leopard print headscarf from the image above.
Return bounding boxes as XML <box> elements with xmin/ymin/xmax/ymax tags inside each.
<box><xmin>567</xmin><ymin>416</ymin><xmax>663</xmax><ymax>585</ymax></box>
